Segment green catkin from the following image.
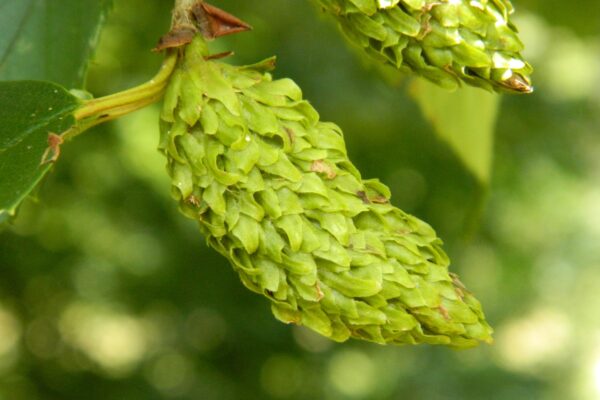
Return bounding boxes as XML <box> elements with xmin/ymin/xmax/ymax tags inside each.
<box><xmin>315</xmin><ymin>0</ymin><xmax>533</xmax><ymax>93</ymax></box>
<box><xmin>160</xmin><ymin>36</ymin><xmax>493</xmax><ymax>347</ymax></box>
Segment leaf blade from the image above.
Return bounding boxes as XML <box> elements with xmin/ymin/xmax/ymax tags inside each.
<box><xmin>0</xmin><ymin>0</ymin><xmax>112</xmax><ymax>89</ymax></box>
<box><xmin>0</xmin><ymin>81</ymin><xmax>79</xmax><ymax>217</ymax></box>
<box><xmin>411</xmin><ymin>79</ymin><xmax>500</xmax><ymax>184</ymax></box>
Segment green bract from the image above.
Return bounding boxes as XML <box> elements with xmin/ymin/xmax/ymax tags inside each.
<box><xmin>159</xmin><ymin>36</ymin><xmax>493</xmax><ymax>347</ymax></box>
<box><xmin>315</xmin><ymin>0</ymin><xmax>532</xmax><ymax>93</ymax></box>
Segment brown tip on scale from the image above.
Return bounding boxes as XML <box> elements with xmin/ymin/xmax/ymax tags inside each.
<box><xmin>502</xmin><ymin>74</ymin><xmax>534</xmax><ymax>94</ymax></box>
<box><xmin>194</xmin><ymin>2</ymin><xmax>252</xmax><ymax>39</ymax></box>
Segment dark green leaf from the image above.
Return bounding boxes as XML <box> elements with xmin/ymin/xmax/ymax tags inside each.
<box><xmin>0</xmin><ymin>0</ymin><xmax>112</xmax><ymax>89</ymax></box>
<box><xmin>411</xmin><ymin>79</ymin><xmax>500</xmax><ymax>184</ymax></box>
<box><xmin>0</xmin><ymin>81</ymin><xmax>79</xmax><ymax>217</ymax></box>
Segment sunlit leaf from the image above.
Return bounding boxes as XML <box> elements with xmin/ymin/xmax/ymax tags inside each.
<box><xmin>411</xmin><ymin>79</ymin><xmax>500</xmax><ymax>184</ymax></box>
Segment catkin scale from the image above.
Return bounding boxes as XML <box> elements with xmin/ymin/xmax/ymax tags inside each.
<box><xmin>160</xmin><ymin>36</ymin><xmax>493</xmax><ymax>347</ymax></box>
<box><xmin>315</xmin><ymin>0</ymin><xmax>533</xmax><ymax>93</ymax></box>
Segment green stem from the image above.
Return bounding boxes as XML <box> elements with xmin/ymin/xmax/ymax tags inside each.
<box><xmin>76</xmin><ymin>91</ymin><xmax>165</xmax><ymax>133</ymax></box>
<box><xmin>65</xmin><ymin>52</ymin><xmax>178</xmax><ymax>140</ymax></box>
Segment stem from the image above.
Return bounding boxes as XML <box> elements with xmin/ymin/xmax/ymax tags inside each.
<box><xmin>75</xmin><ymin>92</ymin><xmax>165</xmax><ymax>134</ymax></box>
<box><xmin>65</xmin><ymin>52</ymin><xmax>178</xmax><ymax>140</ymax></box>
<box><xmin>174</xmin><ymin>0</ymin><xmax>199</xmax><ymax>14</ymax></box>
<box><xmin>171</xmin><ymin>0</ymin><xmax>200</xmax><ymax>30</ymax></box>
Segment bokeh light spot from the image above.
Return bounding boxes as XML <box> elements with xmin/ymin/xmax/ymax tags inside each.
<box><xmin>147</xmin><ymin>352</ymin><xmax>193</xmax><ymax>395</ymax></box>
<box><xmin>184</xmin><ymin>308</ymin><xmax>228</xmax><ymax>352</ymax></box>
<box><xmin>328</xmin><ymin>349</ymin><xmax>376</xmax><ymax>397</ymax></box>
<box><xmin>260</xmin><ymin>354</ymin><xmax>304</xmax><ymax>398</ymax></box>
<box><xmin>594</xmin><ymin>357</ymin><xmax>600</xmax><ymax>395</ymax></box>
<box><xmin>59</xmin><ymin>303</ymin><xmax>148</xmax><ymax>375</ymax></box>
<box><xmin>496</xmin><ymin>308</ymin><xmax>571</xmax><ymax>373</ymax></box>
<box><xmin>25</xmin><ymin>318</ymin><xmax>61</xmax><ymax>359</ymax></box>
<box><xmin>0</xmin><ymin>306</ymin><xmax>21</xmax><ymax>362</ymax></box>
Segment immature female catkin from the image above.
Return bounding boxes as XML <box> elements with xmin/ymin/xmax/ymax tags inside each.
<box><xmin>160</xmin><ymin>36</ymin><xmax>493</xmax><ymax>347</ymax></box>
<box><xmin>315</xmin><ymin>0</ymin><xmax>532</xmax><ymax>93</ymax></box>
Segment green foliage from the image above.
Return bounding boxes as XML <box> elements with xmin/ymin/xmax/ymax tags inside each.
<box><xmin>0</xmin><ymin>0</ymin><xmax>112</xmax><ymax>88</ymax></box>
<box><xmin>0</xmin><ymin>81</ymin><xmax>79</xmax><ymax>218</ymax></box>
<box><xmin>0</xmin><ymin>0</ymin><xmax>112</xmax><ymax>218</ymax></box>
<box><xmin>411</xmin><ymin>78</ymin><xmax>499</xmax><ymax>183</ymax></box>
<box><xmin>0</xmin><ymin>0</ymin><xmax>598</xmax><ymax>399</ymax></box>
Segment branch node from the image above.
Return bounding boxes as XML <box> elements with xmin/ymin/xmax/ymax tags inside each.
<box><xmin>154</xmin><ymin>1</ymin><xmax>251</xmax><ymax>52</ymax></box>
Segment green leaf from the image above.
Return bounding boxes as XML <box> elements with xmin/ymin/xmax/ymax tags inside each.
<box><xmin>0</xmin><ymin>0</ymin><xmax>112</xmax><ymax>88</ymax></box>
<box><xmin>411</xmin><ymin>79</ymin><xmax>500</xmax><ymax>184</ymax></box>
<box><xmin>0</xmin><ymin>81</ymin><xmax>80</xmax><ymax>218</ymax></box>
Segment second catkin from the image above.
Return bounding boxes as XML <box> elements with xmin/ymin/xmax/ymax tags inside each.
<box><xmin>315</xmin><ymin>0</ymin><xmax>533</xmax><ymax>93</ymax></box>
<box><xmin>159</xmin><ymin>35</ymin><xmax>493</xmax><ymax>348</ymax></box>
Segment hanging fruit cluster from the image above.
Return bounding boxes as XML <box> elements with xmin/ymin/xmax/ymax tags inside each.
<box><xmin>315</xmin><ymin>0</ymin><xmax>533</xmax><ymax>93</ymax></box>
<box><xmin>159</xmin><ymin>33</ymin><xmax>493</xmax><ymax>347</ymax></box>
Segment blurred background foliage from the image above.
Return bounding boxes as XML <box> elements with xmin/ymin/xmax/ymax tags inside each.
<box><xmin>1</xmin><ymin>0</ymin><xmax>600</xmax><ymax>399</ymax></box>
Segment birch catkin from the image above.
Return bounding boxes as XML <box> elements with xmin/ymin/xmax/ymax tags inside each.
<box><xmin>315</xmin><ymin>0</ymin><xmax>533</xmax><ymax>93</ymax></box>
<box><xmin>160</xmin><ymin>36</ymin><xmax>493</xmax><ymax>347</ymax></box>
